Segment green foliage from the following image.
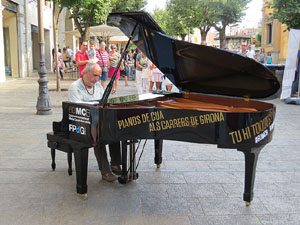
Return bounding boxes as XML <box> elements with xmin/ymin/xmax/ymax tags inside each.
<box><xmin>268</xmin><ymin>0</ymin><xmax>300</xmax><ymax>30</ymax></box>
<box><xmin>151</xmin><ymin>7</ymin><xmax>169</xmax><ymax>34</ymax></box>
<box><xmin>164</xmin><ymin>0</ymin><xmax>194</xmax><ymax>39</ymax></box>
<box><xmin>111</xmin><ymin>0</ymin><xmax>147</xmax><ymax>12</ymax></box>
<box><xmin>212</xmin><ymin>0</ymin><xmax>250</xmax><ymax>29</ymax></box>
<box><xmin>256</xmin><ymin>28</ymin><xmax>262</xmax><ymax>47</ymax></box>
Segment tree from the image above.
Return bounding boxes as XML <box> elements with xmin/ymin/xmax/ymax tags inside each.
<box><xmin>46</xmin><ymin>0</ymin><xmax>66</xmax><ymax>91</ymax></box>
<box><xmin>151</xmin><ymin>7</ymin><xmax>170</xmax><ymax>34</ymax></box>
<box><xmin>165</xmin><ymin>0</ymin><xmax>194</xmax><ymax>40</ymax></box>
<box><xmin>67</xmin><ymin>0</ymin><xmax>112</xmax><ymax>43</ymax></box>
<box><xmin>268</xmin><ymin>0</ymin><xmax>300</xmax><ymax>30</ymax></box>
<box><xmin>187</xmin><ymin>0</ymin><xmax>218</xmax><ymax>42</ymax></box>
<box><xmin>111</xmin><ymin>0</ymin><xmax>147</xmax><ymax>12</ymax></box>
<box><xmin>212</xmin><ymin>0</ymin><xmax>250</xmax><ymax>48</ymax></box>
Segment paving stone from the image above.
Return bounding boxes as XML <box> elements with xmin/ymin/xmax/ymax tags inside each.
<box><xmin>189</xmin><ymin>215</ymin><xmax>262</xmax><ymax>225</ymax></box>
<box><xmin>198</xmin><ymin>197</ymin><xmax>270</xmax><ymax>215</ymax></box>
<box><xmin>257</xmin><ymin>213</ymin><xmax>300</xmax><ymax>225</ymax></box>
<box><xmin>124</xmin><ymin>216</ymin><xmax>191</xmax><ymax>225</ymax></box>
<box><xmin>167</xmin><ymin>183</ymin><xmax>227</xmax><ymax>198</ymax></box>
<box><xmin>259</xmin><ymin>197</ymin><xmax>300</xmax><ymax>214</ymax></box>
<box><xmin>141</xmin><ymin>196</ymin><xmax>202</xmax><ymax>216</ymax></box>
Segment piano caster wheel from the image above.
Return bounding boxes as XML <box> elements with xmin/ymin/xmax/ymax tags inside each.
<box><xmin>245</xmin><ymin>201</ymin><xmax>251</xmax><ymax>207</ymax></box>
<box><xmin>156</xmin><ymin>164</ymin><xmax>161</xmax><ymax>168</ymax></box>
<box><xmin>78</xmin><ymin>193</ymin><xmax>88</xmax><ymax>200</ymax></box>
<box><xmin>118</xmin><ymin>176</ymin><xmax>128</xmax><ymax>184</ymax></box>
<box><xmin>68</xmin><ymin>168</ymin><xmax>72</xmax><ymax>176</ymax></box>
<box><xmin>51</xmin><ymin>163</ymin><xmax>56</xmax><ymax>170</ymax></box>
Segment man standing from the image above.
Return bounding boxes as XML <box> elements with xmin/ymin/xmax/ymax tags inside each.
<box><xmin>66</xmin><ymin>46</ymin><xmax>74</xmax><ymax>65</ymax></box>
<box><xmin>291</xmin><ymin>49</ymin><xmax>300</xmax><ymax>97</ymax></box>
<box><xmin>69</xmin><ymin>63</ymin><xmax>122</xmax><ymax>182</ymax></box>
<box><xmin>96</xmin><ymin>41</ymin><xmax>109</xmax><ymax>89</ymax></box>
<box><xmin>75</xmin><ymin>41</ymin><xmax>90</xmax><ymax>77</ymax></box>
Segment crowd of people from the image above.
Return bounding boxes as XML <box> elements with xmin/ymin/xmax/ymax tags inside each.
<box><xmin>72</xmin><ymin>40</ymin><xmax>172</xmax><ymax>95</ymax></box>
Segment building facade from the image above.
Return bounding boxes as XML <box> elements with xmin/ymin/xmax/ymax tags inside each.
<box><xmin>0</xmin><ymin>0</ymin><xmax>75</xmax><ymax>83</ymax></box>
<box><xmin>262</xmin><ymin>0</ymin><xmax>289</xmax><ymax>64</ymax></box>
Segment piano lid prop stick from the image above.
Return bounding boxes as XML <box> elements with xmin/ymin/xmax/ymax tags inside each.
<box><xmin>99</xmin><ymin>23</ymin><xmax>139</xmax><ymax>107</ymax></box>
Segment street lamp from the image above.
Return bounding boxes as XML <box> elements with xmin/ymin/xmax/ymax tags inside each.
<box><xmin>36</xmin><ymin>0</ymin><xmax>52</xmax><ymax>115</ymax></box>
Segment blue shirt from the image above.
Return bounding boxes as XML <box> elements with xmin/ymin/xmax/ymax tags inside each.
<box><xmin>67</xmin><ymin>48</ymin><xmax>74</xmax><ymax>57</ymax></box>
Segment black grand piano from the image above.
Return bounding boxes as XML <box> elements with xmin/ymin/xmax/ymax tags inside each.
<box><xmin>47</xmin><ymin>12</ymin><xmax>280</xmax><ymax>205</ymax></box>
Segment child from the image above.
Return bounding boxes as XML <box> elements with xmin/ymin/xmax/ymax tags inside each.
<box><xmin>266</xmin><ymin>52</ymin><xmax>272</xmax><ymax>64</ymax></box>
<box><xmin>87</xmin><ymin>41</ymin><xmax>98</xmax><ymax>63</ymax></box>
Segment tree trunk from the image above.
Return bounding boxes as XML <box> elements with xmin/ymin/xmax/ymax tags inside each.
<box><xmin>219</xmin><ymin>27</ymin><xmax>226</xmax><ymax>49</ymax></box>
<box><xmin>200</xmin><ymin>30</ymin><xmax>207</xmax><ymax>43</ymax></box>
<box><xmin>52</xmin><ymin>3</ymin><xmax>60</xmax><ymax>92</ymax></box>
<box><xmin>180</xmin><ymin>34</ymin><xmax>186</xmax><ymax>41</ymax></box>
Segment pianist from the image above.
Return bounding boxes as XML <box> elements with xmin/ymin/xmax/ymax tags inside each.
<box><xmin>69</xmin><ymin>63</ymin><xmax>122</xmax><ymax>182</ymax></box>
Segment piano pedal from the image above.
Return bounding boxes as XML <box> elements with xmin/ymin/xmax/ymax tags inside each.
<box><xmin>77</xmin><ymin>193</ymin><xmax>88</xmax><ymax>200</ymax></box>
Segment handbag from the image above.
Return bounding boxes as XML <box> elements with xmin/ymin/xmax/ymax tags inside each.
<box><xmin>99</xmin><ymin>51</ymin><xmax>108</xmax><ymax>72</ymax></box>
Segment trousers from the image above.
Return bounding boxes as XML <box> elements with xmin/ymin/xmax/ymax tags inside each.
<box><xmin>94</xmin><ymin>142</ymin><xmax>121</xmax><ymax>175</ymax></box>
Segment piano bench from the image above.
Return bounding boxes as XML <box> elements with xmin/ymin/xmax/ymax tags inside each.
<box><xmin>47</xmin><ymin>132</ymin><xmax>73</xmax><ymax>176</ymax></box>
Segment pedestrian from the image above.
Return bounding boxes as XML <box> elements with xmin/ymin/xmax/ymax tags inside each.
<box><xmin>108</xmin><ymin>44</ymin><xmax>121</xmax><ymax>94</ymax></box>
<box><xmin>68</xmin><ymin>63</ymin><xmax>122</xmax><ymax>182</ymax></box>
<box><xmin>53</xmin><ymin>49</ymin><xmax>64</xmax><ymax>80</ymax></box>
<box><xmin>291</xmin><ymin>49</ymin><xmax>300</xmax><ymax>97</ymax></box>
<box><xmin>96</xmin><ymin>41</ymin><xmax>109</xmax><ymax>89</ymax></box>
<box><xmin>75</xmin><ymin>41</ymin><xmax>90</xmax><ymax>78</ymax></box>
<box><xmin>62</xmin><ymin>47</ymin><xmax>70</xmax><ymax>69</ymax></box>
<box><xmin>259</xmin><ymin>48</ymin><xmax>266</xmax><ymax>64</ymax></box>
<box><xmin>66</xmin><ymin>46</ymin><xmax>74</xmax><ymax>65</ymax></box>
<box><xmin>136</xmin><ymin>51</ymin><xmax>148</xmax><ymax>94</ymax></box>
<box><xmin>266</xmin><ymin>52</ymin><xmax>272</xmax><ymax>64</ymax></box>
<box><xmin>149</xmin><ymin>62</ymin><xmax>162</xmax><ymax>92</ymax></box>
<box><xmin>87</xmin><ymin>41</ymin><xmax>98</xmax><ymax>63</ymax></box>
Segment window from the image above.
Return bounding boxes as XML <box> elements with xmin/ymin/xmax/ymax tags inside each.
<box><xmin>266</xmin><ymin>23</ymin><xmax>272</xmax><ymax>45</ymax></box>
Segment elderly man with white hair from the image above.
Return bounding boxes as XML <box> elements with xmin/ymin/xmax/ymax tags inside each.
<box><xmin>69</xmin><ymin>63</ymin><xmax>122</xmax><ymax>182</ymax></box>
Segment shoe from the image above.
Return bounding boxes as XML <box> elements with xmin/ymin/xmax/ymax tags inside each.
<box><xmin>111</xmin><ymin>165</ymin><xmax>122</xmax><ymax>175</ymax></box>
<box><xmin>102</xmin><ymin>173</ymin><xmax>118</xmax><ymax>182</ymax></box>
<box><xmin>125</xmin><ymin>83</ymin><xmax>129</xmax><ymax>86</ymax></box>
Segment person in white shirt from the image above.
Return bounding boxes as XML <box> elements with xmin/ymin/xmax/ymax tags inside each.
<box><xmin>69</xmin><ymin>63</ymin><xmax>122</xmax><ymax>182</ymax></box>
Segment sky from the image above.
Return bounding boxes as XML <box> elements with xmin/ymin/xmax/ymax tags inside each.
<box><xmin>145</xmin><ymin>0</ymin><xmax>263</xmax><ymax>28</ymax></box>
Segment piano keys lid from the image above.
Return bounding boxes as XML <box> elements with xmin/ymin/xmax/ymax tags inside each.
<box><xmin>108</xmin><ymin>12</ymin><xmax>280</xmax><ymax>99</ymax></box>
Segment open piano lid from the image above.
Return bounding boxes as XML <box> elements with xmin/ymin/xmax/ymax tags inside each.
<box><xmin>108</xmin><ymin>12</ymin><xmax>280</xmax><ymax>99</ymax></box>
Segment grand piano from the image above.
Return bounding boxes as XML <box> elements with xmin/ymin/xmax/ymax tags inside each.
<box><xmin>47</xmin><ymin>12</ymin><xmax>280</xmax><ymax>205</ymax></box>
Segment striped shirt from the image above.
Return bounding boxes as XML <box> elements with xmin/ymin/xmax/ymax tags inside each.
<box><xmin>109</xmin><ymin>53</ymin><xmax>120</xmax><ymax>68</ymax></box>
<box><xmin>96</xmin><ymin>50</ymin><xmax>109</xmax><ymax>68</ymax></box>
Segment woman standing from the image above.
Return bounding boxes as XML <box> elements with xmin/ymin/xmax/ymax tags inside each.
<box><xmin>108</xmin><ymin>44</ymin><xmax>121</xmax><ymax>94</ymax></box>
<box><xmin>149</xmin><ymin>62</ymin><xmax>162</xmax><ymax>92</ymax></box>
<box><xmin>136</xmin><ymin>51</ymin><xmax>148</xmax><ymax>94</ymax></box>
<box><xmin>259</xmin><ymin>48</ymin><xmax>266</xmax><ymax>64</ymax></box>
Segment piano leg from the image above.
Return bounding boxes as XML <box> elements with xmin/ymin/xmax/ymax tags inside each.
<box><xmin>154</xmin><ymin>139</ymin><xmax>163</xmax><ymax>168</ymax></box>
<box><xmin>118</xmin><ymin>141</ymin><xmax>129</xmax><ymax>184</ymax></box>
<box><xmin>238</xmin><ymin>147</ymin><xmax>263</xmax><ymax>206</ymax></box>
<box><xmin>72</xmin><ymin>146</ymin><xmax>89</xmax><ymax>199</ymax></box>
<box><xmin>51</xmin><ymin>148</ymin><xmax>56</xmax><ymax>170</ymax></box>
<box><xmin>67</xmin><ymin>150</ymin><xmax>72</xmax><ymax>176</ymax></box>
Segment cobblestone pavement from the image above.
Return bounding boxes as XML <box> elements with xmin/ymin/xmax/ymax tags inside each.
<box><xmin>0</xmin><ymin>72</ymin><xmax>300</xmax><ymax>225</ymax></box>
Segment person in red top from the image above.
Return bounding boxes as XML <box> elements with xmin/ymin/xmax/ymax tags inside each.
<box><xmin>75</xmin><ymin>41</ymin><xmax>90</xmax><ymax>77</ymax></box>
